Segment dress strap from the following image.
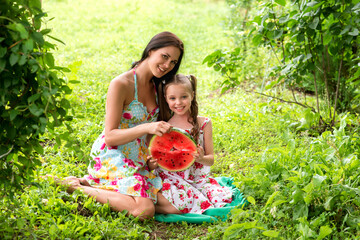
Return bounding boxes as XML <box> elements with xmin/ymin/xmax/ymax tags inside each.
<box><xmin>200</xmin><ymin>117</ymin><xmax>210</xmax><ymax>130</ymax></box>
<box><xmin>133</xmin><ymin>69</ymin><xmax>138</xmax><ymax>101</ymax></box>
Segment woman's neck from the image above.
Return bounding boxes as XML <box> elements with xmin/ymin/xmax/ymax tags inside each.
<box><xmin>134</xmin><ymin>60</ymin><xmax>153</xmax><ymax>84</ymax></box>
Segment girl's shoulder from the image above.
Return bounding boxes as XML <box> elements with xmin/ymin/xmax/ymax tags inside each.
<box><xmin>197</xmin><ymin>116</ymin><xmax>211</xmax><ymax>130</ymax></box>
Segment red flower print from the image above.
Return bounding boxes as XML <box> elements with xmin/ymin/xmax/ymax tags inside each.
<box><xmin>111</xmin><ymin>180</ymin><xmax>117</xmax><ymax>185</ymax></box>
<box><xmin>163</xmin><ymin>183</ymin><xmax>171</xmax><ymax>191</ymax></box>
<box><xmin>140</xmin><ymin>188</ymin><xmax>149</xmax><ymax>198</ymax></box>
<box><xmin>224</xmin><ymin>198</ymin><xmax>232</xmax><ymax>203</ymax></box>
<box><xmin>123</xmin><ymin>158</ymin><xmax>136</xmax><ymax>168</ymax></box>
<box><xmin>108</xmin><ymin>146</ymin><xmax>117</xmax><ymax>150</ymax></box>
<box><xmin>136</xmin><ymin>138</ymin><xmax>141</xmax><ymax>144</ymax></box>
<box><xmin>123</xmin><ymin>112</ymin><xmax>132</xmax><ymax>119</ymax></box>
<box><xmin>93</xmin><ymin>157</ymin><xmax>102</xmax><ymax>171</ymax></box>
<box><xmin>194</xmin><ymin>162</ymin><xmax>203</xmax><ymax>169</ymax></box>
<box><xmin>207</xmin><ymin>191</ymin><xmax>213</xmax><ymax>200</ymax></box>
<box><xmin>134</xmin><ymin>183</ymin><xmax>141</xmax><ymax>191</ymax></box>
<box><xmin>159</xmin><ymin>172</ymin><xmax>167</xmax><ymax>180</ymax></box>
<box><xmin>177</xmin><ymin>171</ymin><xmax>185</xmax><ymax>178</ymax></box>
<box><xmin>181</xmin><ymin>208</ymin><xmax>190</xmax><ymax>213</ymax></box>
<box><xmin>87</xmin><ymin>174</ymin><xmax>100</xmax><ymax>184</ymax></box>
<box><xmin>188</xmin><ymin>174</ymin><xmax>194</xmax><ymax>181</ymax></box>
<box><xmin>209</xmin><ymin>178</ymin><xmax>219</xmax><ymax>185</ymax></box>
<box><xmin>187</xmin><ymin>190</ymin><xmax>192</xmax><ymax>198</ymax></box>
<box><xmin>100</xmin><ymin>143</ymin><xmax>106</xmax><ymax>150</ymax></box>
<box><xmin>200</xmin><ymin>201</ymin><xmax>211</xmax><ymax>210</ymax></box>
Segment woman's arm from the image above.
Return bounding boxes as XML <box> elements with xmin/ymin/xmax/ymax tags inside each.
<box><xmin>193</xmin><ymin>119</ymin><xmax>214</xmax><ymax>166</ymax></box>
<box><xmin>104</xmin><ymin>76</ymin><xmax>171</xmax><ymax>147</ymax></box>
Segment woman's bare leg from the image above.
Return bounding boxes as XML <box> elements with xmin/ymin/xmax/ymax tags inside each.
<box><xmin>155</xmin><ymin>192</ymin><xmax>181</xmax><ymax>214</ymax></box>
<box><xmin>48</xmin><ymin>176</ymin><xmax>155</xmax><ymax>220</ymax></box>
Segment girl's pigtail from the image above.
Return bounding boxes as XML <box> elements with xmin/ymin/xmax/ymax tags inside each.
<box><xmin>187</xmin><ymin>75</ymin><xmax>200</xmax><ymax>143</ymax></box>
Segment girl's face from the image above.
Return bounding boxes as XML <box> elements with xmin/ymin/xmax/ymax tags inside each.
<box><xmin>148</xmin><ymin>46</ymin><xmax>181</xmax><ymax>78</ymax></box>
<box><xmin>165</xmin><ymin>83</ymin><xmax>193</xmax><ymax>116</ymax></box>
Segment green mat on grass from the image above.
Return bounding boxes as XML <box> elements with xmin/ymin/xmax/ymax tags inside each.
<box><xmin>154</xmin><ymin>177</ymin><xmax>248</xmax><ymax>224</ymax></box>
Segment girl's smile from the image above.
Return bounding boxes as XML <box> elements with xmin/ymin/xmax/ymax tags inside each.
<box><xmin>165</xmin><ymin>83</ymin><xmax>193</xmax><ymax>115</ymax></box>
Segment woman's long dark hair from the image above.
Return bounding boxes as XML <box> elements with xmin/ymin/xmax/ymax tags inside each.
<box><xmin>159</xmin><ymin>74</ymin><xmax>200</xmax><ymax>143</ymax></box>
<box><xmin>131</xmin><ymin>32</ymin><xmax>184</xmax><ymax>116</ymax></box>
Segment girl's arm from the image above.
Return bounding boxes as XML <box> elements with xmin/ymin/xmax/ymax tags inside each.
<box><xmin>104</xmin><ymin>76</ymin><xmax>171</xmax><ymax>147</ymax></box>
<box><xmin>193</xmin><ymin>119</ymin><xmax>214</xmax><ymax>166</ymax></box>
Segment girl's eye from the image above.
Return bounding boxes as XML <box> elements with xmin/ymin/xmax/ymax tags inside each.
<box><xmin>182</xmin><ymin>96</ymin><xmax>188</xmax><ymax>99</ymax></box>
<box><xmin>162</xmin><ymin>55</ymin><xmax>169</xmax><ymax>60</ymax></box>
<box><xmin>170</xmin><ymin>60</ymin><xmax>177</xmax><ymax>66</ymax></box>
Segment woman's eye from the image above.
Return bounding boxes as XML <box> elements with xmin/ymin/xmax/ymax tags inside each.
<box><xmin>162</xmin><ymin>55</ymin><xmax>168</xmax><ymax>59</ymax></box>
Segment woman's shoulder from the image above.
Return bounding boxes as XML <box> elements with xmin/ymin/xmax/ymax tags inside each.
<box><xmin>109</xmin><ymin>71</ymin><xmax>134</xmax><ymax>89</ymax></box>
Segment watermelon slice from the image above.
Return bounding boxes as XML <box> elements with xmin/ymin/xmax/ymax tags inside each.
<box><xmin>149</xmin><ymin>127</ymin><xmax>197</xmax><ymax>172</ymax></box>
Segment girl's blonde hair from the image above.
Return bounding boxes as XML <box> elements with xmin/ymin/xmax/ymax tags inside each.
<box><xmin>158</xmin><ymin>74</ymin><xmax>200</xmax><ymax>142</ymax></box>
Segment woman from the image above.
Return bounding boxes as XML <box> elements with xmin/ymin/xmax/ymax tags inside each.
<box><xmin>56</xmin><ymin>32</ymin><xmax>184</xmax><ymax>220</ymax></box>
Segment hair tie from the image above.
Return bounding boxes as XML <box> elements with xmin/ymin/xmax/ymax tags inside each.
<box><xmin>186</xmin><ymin>75</ymin><xmax>191</xmax><ymax>80</ymax></box>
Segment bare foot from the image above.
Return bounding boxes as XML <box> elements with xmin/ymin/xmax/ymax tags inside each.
<box><xmin>43</xmin><ymin>175</ymin><xmax>84</xmax><ymax>194</ymax></box>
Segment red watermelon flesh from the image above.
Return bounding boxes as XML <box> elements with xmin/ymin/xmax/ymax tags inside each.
<box><xmin>149</xmin><ymin>128</ymin><xmax>197</xmax><ymax>172</ymax></box>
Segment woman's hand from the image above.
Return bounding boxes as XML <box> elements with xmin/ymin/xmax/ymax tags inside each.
<box><xmin>146</xmin><ymin>154</ymin><xmax>158</xmax><ymax>171</ymax></box>
<box><xmin>193</xmin><ymin>145</ymin><xmax>205</xmax><ymax>163</ymax></box>
<box><xmin>147</xmin><ymin>121</ymin><xmax>172</xmax><ymax>136</ymax></box>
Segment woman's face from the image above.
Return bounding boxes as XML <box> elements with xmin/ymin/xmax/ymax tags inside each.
<box><xmin>147</xmin><ymin>46</ymin><xmax>181</xmax><ymax>78</ymax></box>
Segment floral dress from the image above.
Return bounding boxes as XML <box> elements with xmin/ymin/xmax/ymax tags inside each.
<box><xmin>155</xmin><ymin>118</ymin><xmax>233</xmax><ymax>213</ymax></box>
<box><xmin>85</xmin><ymin>70</ymin><xmax>162</xmax><ymax>203</ymax></box>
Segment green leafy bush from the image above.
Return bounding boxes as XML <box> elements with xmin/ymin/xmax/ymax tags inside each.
<box><xmin>205</xmin><ymin>0</ymin><xmax>360</xmax><ymax>131</ymax></box>
<box><xmin>0</xmin><ymin>0</ymin><xmax>72</xmax><ymax>196</ymax></box>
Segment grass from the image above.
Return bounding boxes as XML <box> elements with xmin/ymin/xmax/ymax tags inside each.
<box><xmin>1</xmin><ymin>0</ymin><xmax>360</xmax><ymax>239</ymax></box>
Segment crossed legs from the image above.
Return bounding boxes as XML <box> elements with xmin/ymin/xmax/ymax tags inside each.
<box><xmin>48</xmin><ymin>176</ymin><xmax>181</xmax><ymax>219</ymax></box>
<box><xmin>48</xmin><ymin>176</ymin><xmax>155</xmax><ymax>220</ymax></box>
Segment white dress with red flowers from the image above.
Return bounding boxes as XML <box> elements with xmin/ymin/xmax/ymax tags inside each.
<box><xmin>155</xmin><ymin>118</ymin><xmax>233</xmax><ymax>213</ymax></box>
<box><xmin>84</xmin><ymin>71</ymin><xmax>162</xmax><ymax>203</ymax></box>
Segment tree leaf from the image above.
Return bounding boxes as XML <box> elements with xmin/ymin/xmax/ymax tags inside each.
<box><xmin>262</xmin><ymin>230</ymin><xmax>279</xmax><ymax>238</ymax></box>
<box><xmin>9</xmin><ymin>53</ymin><xmax>19</xmax><ymax>66</ymax></box>
<box><xmin>317</xmin><ymin>225</ymin><xmax>332</xmax><ymax>240</ymax></box>
<box><xmin>247</xmin><ymin>196</ymin><xmax>256</xmax><ymax>205</ymax></box>
<box><xmin>275</xmin><ymin>0</ymin><xmax>286</xmax><ymax>7</ymax></box>
<box><xmin>0</xmin><ymin>47</ymin><xmax>7</xmax><ymax>58</ymax></box>
<box><xmin>309</xmin><ymin>17</ymin><xmax>319</xmax><ymax>29</ymax></box>
<box><xmin>348</xmin><ymin>28</ymin><xmax>359</xmax><ymax>36</ymax></box>
<box><xmin>29</xmin><ymin>104</ymin><xmax>44</xmax><ymax>117</ymax></box>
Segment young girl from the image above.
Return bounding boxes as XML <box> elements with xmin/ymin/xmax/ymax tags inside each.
<box><xmin>149</xmin><ymin>74</ymin><xmax>233</xmax><ymax>214</ymax></box>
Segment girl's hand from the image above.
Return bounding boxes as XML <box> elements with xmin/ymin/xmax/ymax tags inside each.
<box><xmin>147</xmin><ymin>154</ymin><xmax>158</xmax><ymax>171</ymax></box>
<box><xmin>193</xmin><ymin>145</ymin><xmax>205</xmax><ymax>163</ymax></box>
<box><xmin>148</xmin><ymin>121</ymin><xmax>172</xmax><ymax>136</ymax></box>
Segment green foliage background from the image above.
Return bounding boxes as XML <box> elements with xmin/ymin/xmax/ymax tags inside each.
<box><xmin>0</xmin><ymin>0</ymin><xmax>72</xmax><ymax>196</ymax></box>
<box><xmin>1</xmin><ymin>0</ymin><xmax>359</xmax><ymax>239</ymax></box>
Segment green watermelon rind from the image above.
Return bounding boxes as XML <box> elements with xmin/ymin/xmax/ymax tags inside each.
<box><xmin>149</xmin><ymin>127</ymin><xmax>197</xmax><ymax>172</ymax></box>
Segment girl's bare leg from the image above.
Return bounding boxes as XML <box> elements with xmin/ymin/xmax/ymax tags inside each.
<box><xmin>48</xmin><ymin>176</ymin><xmax>155</xmax><ymax>220</ymax></box>
<box><xmin>155</xmin><ymin>192</ymin><xmax>181</xmax><ymax>214</ymax></box>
